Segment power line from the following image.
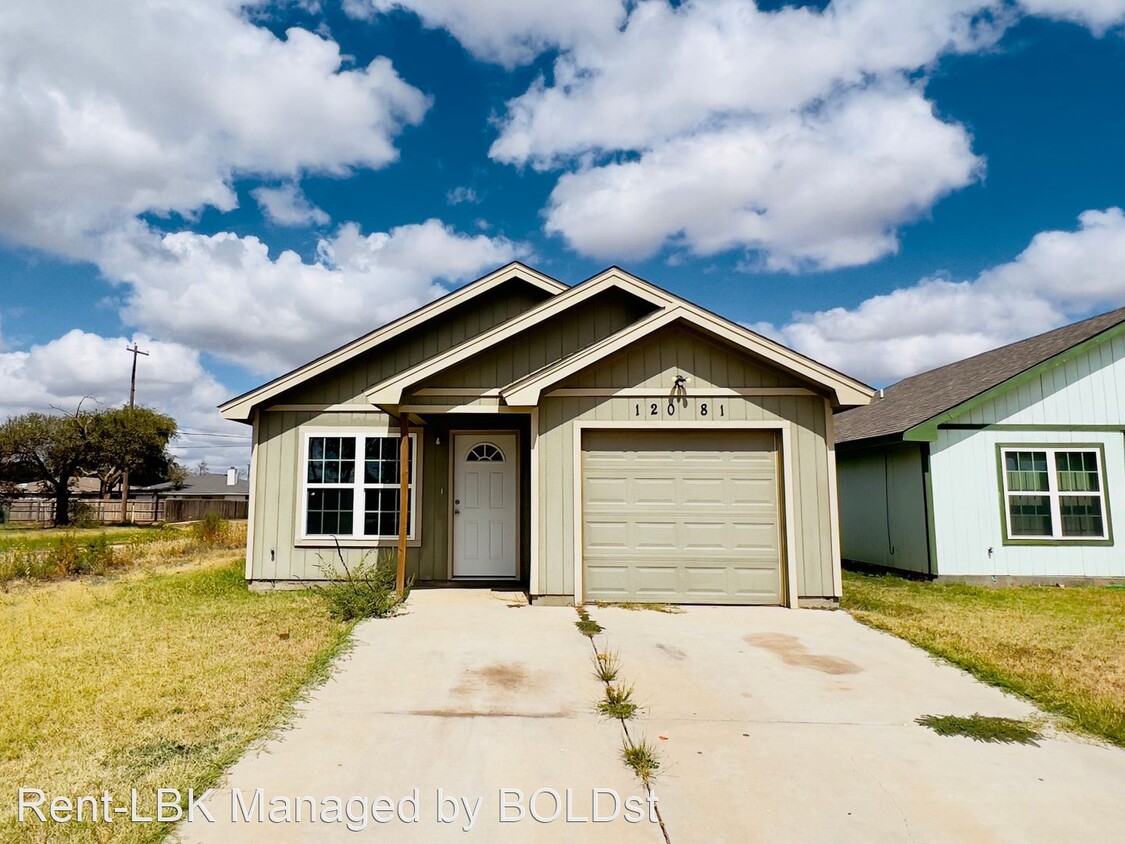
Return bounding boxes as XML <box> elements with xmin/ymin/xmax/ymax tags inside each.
<box><xmin>176</xmin><ymin>431</ymin><xmax>252</xmax><ymax>440</ymax></box>
<box><xmin>169</xmin><ymin>444</ymin><xmax>252</xmax><ymax>450</ymax></box>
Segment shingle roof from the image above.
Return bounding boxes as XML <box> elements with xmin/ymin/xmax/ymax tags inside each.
<box><xmin>136</xmin><ymin>473</ymin><xmax>249</xmax><ymax>497</ymax></box>
<box><xmin>835</xmin><ymin>306</ymin><xmax>1125</xmax><ymax>445</ymax></box>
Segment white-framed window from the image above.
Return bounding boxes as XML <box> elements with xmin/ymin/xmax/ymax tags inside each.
<box><xmin>302</xmin><ymin>431</ymin><xmax>418</xmax><ymax>540</ymax></box>
<box><xmin>1000</xmin><ymin>446</ymin><xmax>1109</xmax><ymax>542</ymax></box>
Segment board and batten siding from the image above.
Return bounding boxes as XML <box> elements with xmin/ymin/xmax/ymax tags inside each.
<box><xmin>930</xmin><ymin>428</ymin><xmax>1124</xmax><ymax>577</ymax></box>
<box><xmin>927</xmin><ymin>336</ymin><xmax>1125</xmax><ymax>578</ymax></box>
<box><xmin>250</xmin><ymin>409</ymin><xmax>450</xmax><ymax>582</ymax></box>
<box><xmin>414</xmin><ymin>288</ymin><xmax>655</xmax><ymax>392</ymax></box>
<box><xmin>535</xmin><ymin>326</ymin><xmax>838</xmax><ymax>599</ymax></box>
<box><xmin>837</xmin><ymin>443</ymin><xmax>930</xmax><ymax>574</ymax></box>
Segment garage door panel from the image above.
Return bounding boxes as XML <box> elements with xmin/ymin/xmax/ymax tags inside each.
<box><xmin>583</xmin><ymin>430</ymin><xmax>783</xmax><ymax>605</ymax></box>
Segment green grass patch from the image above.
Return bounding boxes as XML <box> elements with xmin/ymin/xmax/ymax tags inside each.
<box><xmin>598</xmin><ymin>683</ymin><xmax>639</xmax><ymax>721</ymax></box>
<box><xmin>575</xmin><ymin>606</ymin><xmax>604</xmax><ymax>637</ymax></box>
<box><xmin>621</xmin><ymin>738</ymin><xmax>661</xmax><ymax>784</ymax></box>
<box><xmin>0</xmin><ymin>524</ymin><xmax>177</xmax><ymax>553</ymax></box>
<box><xmin>843</xmin><ymin>571</ymin><xmax>1125</xmax><ymax>746</ymax></box>
<box><xmin>0</xmin><ymin>554</ymin><xmax>352</xmax><ymax>842</ymax></box>
<box><xmin>916</xmin><ymin>713</ymin><xmax>1042</xmax><ymax>745</ymax></box>
<box><xmin>593</xmin><ymin>649</ymin><xmax>621</xmax><ymax>683</ymax></box>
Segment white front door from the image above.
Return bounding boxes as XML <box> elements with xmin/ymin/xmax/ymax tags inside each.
<box><xmin>453</xmin><ymin>433</ymin><xmax>519</xmax><ymax>578</ymax></box>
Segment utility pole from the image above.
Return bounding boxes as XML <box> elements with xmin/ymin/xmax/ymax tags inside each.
<box><xmin>121</xmin><ymin>343</ymin><xmax>149</xmax><ymax>522</ymax></box>
<box><xmin>127</xmin><ymin>343</ymin><xmax>148</xmax><ymax>409</ymax></box>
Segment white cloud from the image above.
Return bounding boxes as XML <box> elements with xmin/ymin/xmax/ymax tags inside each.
<box><xmin>490</xmin><ymin>0</ymin><xmax>1008</xmax><ymax>167</ymax></box>
<box><xmin>252</xmin><ymin>183</ymin><xmax>331</xmax><ymax>227</ymax></box>
<box><xmin>0</xmin><ymin>0</ymin><xmax>428</xmax><ymax>257</ymax></box>
<box><xmin>1019</xmin><ymin>0</ymin><xmax>1125</xmax><ymax>33</ymax></box>
<box><xmin>0</xmin><ymin>330</ymin><xmax>247</xmax><ymax>469</ymax></box>
<box><xmin>468</xmin><ymin>0</ymin><xmax>1016</xmax><ymax>270</ymax></box>
<box><xmin>96</xmin><ymin>219</ymin><xmax>529</xmax><ymax>374</ymax></box>
<box><xmin>446</xmin><ymin>186</ymin><xmax>481</xmax><ymax>205</ymax></box>
<box><xmin>544</xmin><ymin>81</ymin><xmax>982</xmax><ymax>270</ymax></box>
<box><xmin>343</xmin><ymin>0</ymin><xmax>627</xmax><ymax>67</ymax></box>
<box><xmin>758</xmin><ymin>208</ymin><xmax>1125</xmax><ymax>384</ymax></box>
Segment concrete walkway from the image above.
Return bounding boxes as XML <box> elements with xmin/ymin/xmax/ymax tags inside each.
<box><xmin>178</xmin><ymin>590</ymin><xmax>662</xmax><ymax>842</ymax></box>
<box><xmin>592</xmin><ymin>604</ymin><xmax>1125</xmax><ymax>844</ymax></box>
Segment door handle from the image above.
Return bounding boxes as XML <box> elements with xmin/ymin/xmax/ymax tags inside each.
<box><xmin>454</xmin><ymin>509</ymin><xmax>461</xmax><ymax>515</ymax></box>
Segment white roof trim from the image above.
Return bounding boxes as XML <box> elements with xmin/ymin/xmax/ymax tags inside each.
<box><xmin>365</xmin><ymin>268</ymin><xmax>676</xmax><ymax>405</ymax></box>
<box><xmin>501</xmin><ymin>305</ymin><xmax>874</xmax><ymax>408</ymax></box>
<box><xmin>218</xmin><ymin>262</ymin><xmax>566</xmax><ymax>421</ymax></box>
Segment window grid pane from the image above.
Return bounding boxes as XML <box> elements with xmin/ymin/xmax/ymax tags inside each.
<box><xmin>1059</xmin><ymin>495</ymin><xmax>1104</xmax><ymax>538</ymax></box>
<box><xmin>364</xmin><ymin>436</ymin><xmax>415</xmax><ymax>485</ymax></box>
<box><xmin>1055</xmin><ymin>451</ymin><xmax>1100</xmax><ymax>493</ymax></box>
<box><xmin>306</xmin><ymin>488</ymin><xmax>354</xmax><ymax>536</ymax></box>
<box><xmin>307</xmin><ymin>436</ymin><xmax>355</xmax><ymax>484</ymax></box>
<box><xmin>1005</xmin><ymin>451</ymin><xmax>1049</xmax><ymax>492</ymax></box>
<box><xmin>363</xmin><ymin>487</ymin><xmax>412</xmax><ymax>537</ymax></box>
<box><xmin>1008</xmin><ymin>495</ymin><xmax>1052</xmax><ymax>537</ymax></box>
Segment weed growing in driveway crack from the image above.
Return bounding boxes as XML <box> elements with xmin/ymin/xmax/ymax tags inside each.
<box><xmin>575</xmin><ymin>606</ymin><xmax>604</xmax><ymax>636</ymax></box>
<box><xmin>593</xmin><ymin>649</ymin><xmax>620</xmax><ymax>683</ymax></box>
<box><xmin>916</xmin><ymin>713</ymin><xmax>1042</xmax><ymax>745</ymax></box>
<box><xmin>622</xmin><ymin>737</ymin><xmax>661</xmax><ymax>784</ymax></box>
<box><xmin>598</xmin><ymin>683</ymin><xmax>639</xmax><ymax>720</ymax></box>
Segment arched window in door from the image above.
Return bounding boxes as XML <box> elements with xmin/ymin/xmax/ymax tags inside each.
<box><xmin>466</xmin><ymin>442</ymin><xmax>505</xmax><ymax>462</ymax></box>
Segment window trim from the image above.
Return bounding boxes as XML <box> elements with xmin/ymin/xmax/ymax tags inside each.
<box><xmin>298</xmin><ymin>428</ymin><xmax>421</xmax><ymax>546</ymax></box>
<box><xmin>996</xmin><ymin>443</ymin><xmax>1113</xmax><ymax>546</ymax></box>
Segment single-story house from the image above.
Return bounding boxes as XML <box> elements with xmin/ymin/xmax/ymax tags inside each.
<box><xmin>220</xmin><ymin>263</ymin><xmax>873</xmax><ymax>606</ymax></box>
<box><xmin>135</xmin><ymin>470</ymin><xmax>250</xmax><ymax>522</ymax></box>
<box><xmin>136</xmin><ymin>469</ymin><xmax>250</xmax><ymax>500</ymax></box>
<box><xmin>835</xmin><ymin>306</ymin><xmax>1125</xmax><ymax>582</ymax></box>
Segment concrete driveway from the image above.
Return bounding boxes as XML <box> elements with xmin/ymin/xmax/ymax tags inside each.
<box><xmin>593</xmin><ymin>603</ymin><xmax>1125</xmax><ymax>843</ymax></box>
<box><xmin>179</xmin><ymin>591</ymin><xmax>1125</xmax><ymax>842</ymax></box>
<box><xmin>179</xmin><ymin>590</ymin><xmax>661</xmax><ymax>843</ymax></box>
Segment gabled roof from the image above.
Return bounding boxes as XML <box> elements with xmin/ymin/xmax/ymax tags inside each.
<box><xmin>836</xmin><ymin>306</ymin><xmax>1125</xmax><ymax>445</ymax></box>
<box><xmin>367</xmin><ymin>266</ymin><xmax>873</xmax><ymax>408</ymax></box>
<box><xmin>219</xmin><ymin>262</ymin><xmax>566</xmax><ymax>421</ymax></box>
<box><xmin>365</xmin><ymin>266</ymin><xmax>672</xmax><ymax>404</ymax></box>
<box><xmin>501</xmin><ymin>305</ymin><xmax>874</xmax><ymax>407</ymax></box>
<box><xmin>136</xmin><ymin>473</ymin><xmax>250</xmax><ymax>497</ymax></box>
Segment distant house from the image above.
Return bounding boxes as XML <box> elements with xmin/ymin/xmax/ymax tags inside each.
<box><xmin>835</xmin><ymin>307</ymin><xmax>1125</xmax><ymax>582</ymax></box>
<box><xmin>137</xmin><ymin>469</ymin><xmax>249</xmax><ymax>500</ymax></box>
<box><xmin>136</xmin><ymin>469</ymin><xmax>249</xmax><ymax>522</ymax></box>
<box><xmin>220</xmin><ymin>262</ymin><xmax>873</xmax><ymax>606</ymax></box>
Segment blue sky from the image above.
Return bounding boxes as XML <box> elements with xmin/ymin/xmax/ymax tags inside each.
<box><xmin>1</xmin><ymin>0</ymin><xmax>1124</xmax><ymax>467</ymax></box>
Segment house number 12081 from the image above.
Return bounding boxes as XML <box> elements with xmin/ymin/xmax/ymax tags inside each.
<box><xmin>634</xmin><ymin>402</ymin><xmax>724</xmax><ymax>417</ymax></box>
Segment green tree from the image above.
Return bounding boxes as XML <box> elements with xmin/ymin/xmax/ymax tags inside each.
<box><xmin>89</xmin><ymin>406</ymin><xmax>178</xmax><ymax>497</ymax></box>
<box><xmin>0</xmin><ymin>409</ymin><xmax>98</xmax><ymax>526</ymax></box>
<box><xmin>0</xmin><ymin>406</ymin><xmax>178</xmax><ymax>526</ymax></box>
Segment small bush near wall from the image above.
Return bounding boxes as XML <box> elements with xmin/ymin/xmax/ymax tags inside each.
<box><xmin>191</xmin><ymin>514</ymin><xmax>239</xmax><ymax>548</ymax></box>
<box><xmin>315</xmin><ymin>548</ymin><xmax>408</xmax><ymax>621</ymax></box>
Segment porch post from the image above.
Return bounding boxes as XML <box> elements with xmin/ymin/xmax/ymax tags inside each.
<box><xmin>396</xmin><ymin>414</ymin><xmax>410</xmax><ymax>595</ymax></box>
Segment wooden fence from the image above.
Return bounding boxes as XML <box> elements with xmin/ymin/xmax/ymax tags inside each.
<box><xmin>164</xmin><ymin>498</ymin><xmax>248</xmax><ymax>522</ymax></box>
<box><xmin>1</xmin><ymin>497</ymin><xmax>246</xmax><ymax>525</ymax></box>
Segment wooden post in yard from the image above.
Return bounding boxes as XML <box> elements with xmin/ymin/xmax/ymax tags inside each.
<box><xmin>396</xmin><ymin>414</ymin><xmax>410</xmax><ymax>595</ymax></box>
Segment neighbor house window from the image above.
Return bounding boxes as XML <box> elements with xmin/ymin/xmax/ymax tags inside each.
<box><xmin>303</xmin><ymin>433</ymin><xmax>417</xmax><ymax>540</ymax></box>
<box><xmin>1000</xmin><ymin>447</ymin><xmax>1109</xmax><ymax>542</ymax></box>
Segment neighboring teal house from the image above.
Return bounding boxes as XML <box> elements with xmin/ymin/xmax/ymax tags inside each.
<box><xmin>835</xmin><ymin>307</ymin><xmax>1125</xmax><ymax>581</ymax></box>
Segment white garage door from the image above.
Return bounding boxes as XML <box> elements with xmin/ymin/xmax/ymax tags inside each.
<box><xmin>582</xmin><ymin>429</ymin><xmax>783</xmax><ymax>605</ymax></box>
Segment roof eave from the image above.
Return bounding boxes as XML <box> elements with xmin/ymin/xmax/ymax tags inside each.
<box><xmin>218</xmin><ymin>262</ymin><xmax>567</xmax><ymax>421</ymax></box>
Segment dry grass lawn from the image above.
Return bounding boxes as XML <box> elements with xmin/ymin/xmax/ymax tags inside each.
<box><xmin>843</xmin><ymin>571</ymin><xmax>1125</xmax><ymax>746</ymax></box>
<box><xmin>0</xmin><ymin>537</ymin><xmax>352</xmax><ymax>843</ymax></box>
<box><xmin>0</xmin><ymin>524</ymin><xmax>174</xmax><ymax>552</ymax></box>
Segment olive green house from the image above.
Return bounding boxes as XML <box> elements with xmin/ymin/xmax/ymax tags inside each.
<box><xmin>220</xmin><ymin>263</ymin><xmax>873</xmax><ymax>606</ymax></box>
